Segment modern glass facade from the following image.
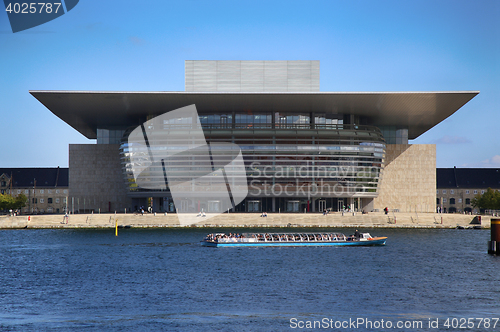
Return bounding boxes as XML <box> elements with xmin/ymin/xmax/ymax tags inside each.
<box><xmin>378</xmin><ymin>126</ymin><xmax>409</xmax><ymax>144</ymax></box>
<box><xmin>97</xmin><ymin>129</ymin><xmax>126</xmax><ymax>144</ymax></box>
<box><xmin>118</xmin><ymin>111</ymin><xmax>386</xmax><ymax>213</ymax></box>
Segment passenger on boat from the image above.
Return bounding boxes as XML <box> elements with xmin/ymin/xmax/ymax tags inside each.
<box><xmin>354</xmin><ymin>229</ymin><xmax>360</xmax><ymax>239</ymax></box>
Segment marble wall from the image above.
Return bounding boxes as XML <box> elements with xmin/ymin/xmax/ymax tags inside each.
<box><xmin>373</xmin><ymin>144</ymin><xmax>436</xmax><ymax>213</ymax></box>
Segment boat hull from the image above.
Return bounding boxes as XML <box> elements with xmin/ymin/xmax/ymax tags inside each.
<box><xmin>202</xmin><ymin>237</ymin><xmax>387</xmax><ymax>247</ymax></box>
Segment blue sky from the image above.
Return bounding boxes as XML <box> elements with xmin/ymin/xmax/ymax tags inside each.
<box><xmin>0</xmin><ymin>0</ymin><xmax>498</xmax><ymax>168</ymax></box>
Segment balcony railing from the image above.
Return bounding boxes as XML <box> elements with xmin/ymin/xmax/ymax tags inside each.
<box><xmin>199</xmin><ymin>123</ymin><xmax>381</xmax><ymax>132</ymax></box>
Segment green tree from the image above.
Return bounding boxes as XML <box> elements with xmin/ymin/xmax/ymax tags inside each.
<box><xmin>14</xmin><ymin>193</ymin><xmax>28</xmax><ymax>210</ymax></box>
<box><xmin>471</xmin><ymin>188</ymin><xmax>500</xmax><ymax>211</ymax></box>
<box><xmin>0</xmin><ymin>194</ymin><xmax>15</xmax><ymax>211</ymax></box>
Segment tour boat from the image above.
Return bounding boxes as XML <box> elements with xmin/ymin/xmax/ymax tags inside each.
<box><xmin>201</xmin><ymin>232</ymin><xmax>387</xmax><ymax>247</ymax></box>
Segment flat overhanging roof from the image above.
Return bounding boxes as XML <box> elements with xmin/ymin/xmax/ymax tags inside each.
<box><xmin>30</xmin><ymin>90</ymin><xmax>479</xmax><ymax>140</ymax></box>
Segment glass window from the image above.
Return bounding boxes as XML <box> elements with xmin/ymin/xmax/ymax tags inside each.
<box><xmin>436</xmin><ymin>198</ymin><xmax>440</xmax><ymax>204</ymax></box>
<box><xmin>395</xmin><ymin>129</ymin><xmax>409</xmax><ymax>144</ymax></box>
<box><xmin>48</xmin><ymin>190</ymin><xmax>52</xmax><ymax>194</ymax></box>
<box><xmin>97</xmin><ymin>128</ymin><xmax>109</xmax><ymax>144</ymax></box>
<box><xmin>40</xmin><ymin>198</ymin><xmax>44</xmax><ymax>203</ymax></box>
<box><xmin>449</xmin><ymin>198</ymin><xmax>455</xmax><ymax>205</ymax></box>
<box><xmin>315</xmin><ymin>114</ymin><xmax>326</xmax><ymax>124</ymax></box>
<box><xmin>56</xmin><ymin>198</ymin><xmax>60</xmax><ymax>203</ymax></box>
<box><xmin>443</xmin><ymin>198</ymin><xmax>447</xmax><ymax>203</ymax></box>
<box><xmin>40</xmin><ymin>189</ymin><xmax>44</xmax><ymax>194</ymax></box>
<box><xmin>17</xmin><ymin>190</ymin><xmax>21</xmax><ymax>194</ymax></box>
<box><xmin>458</xmin><ymin>198</ymin><xmax>462</xmax><ymax>203</ymax></box>
<box><xmin>481</xmin><ymin>190</ymin><xmax>485</xmax><ymax>194</ymax></box>
<box><xmin>25</xmin><ymin>190</ymin><xmax>29</xmax><ymax>194</ymax></box>
<box><xmin>63</xmin><ymin>190</ymin><xmax>68</xmax><ymax>194</ymax></box>
<box><xmin>442</xmin><ymin>190</ymin><xmax>446</xmax><ymax>194</ymax></box>
<box><xmin>48</xmin><ymin>198</ymin><xmax>53</xmax><ymax>204</ymax></box>
<box><xmin>315</xmin><ymin>113</ymin><xmax>341</xmax><ymax>126</ymax></box>
<box><xmin>63</xmin><ymin>198</ymin><xmax>67</xmax><ymax>203</ymax></box>
<box><xmin>275</xmin><ymin>112</ymin><xmax>310</xmax><ymax>128</ymax></box>
<box><xmin>465</xmin><ymin>190</ymin><xmax>470</xmax><ymax>194</ymax></box>
<box><xmin>465</xmin><ymin>198</ymin><xmax>471</xmax><ymax>205</ymax></box>
<box><xmin>450</xmin><ymin>190</ymin><xmax>454</xmax><ymax>194</ymax></box>
<box><xmin>378</xmin><ymin>126</ymin><xmax>408</xmax><ymax>144</ymax></box>
<box><xmin>56</xmin><ymin>190</ymin><xmax>60</xmax><ymax>194</ymax></box>
<box><xmin>236</xmin><ymin>113</ymin><xmax>271</xmax><ymax>125</ymax></box>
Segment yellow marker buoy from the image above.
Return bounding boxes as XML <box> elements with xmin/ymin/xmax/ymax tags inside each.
<box><xmin>115</xmin><ymin>218</ymin><xmax>118</xmax><ymax>236</ymax></box>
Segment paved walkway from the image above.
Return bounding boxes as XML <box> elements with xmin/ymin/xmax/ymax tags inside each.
<box><xmin>0</xmin><ymin>212</ymin><xmax>492</xmax><ymax>229</ymax></box>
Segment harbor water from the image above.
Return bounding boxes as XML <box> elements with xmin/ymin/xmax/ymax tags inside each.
<box><xmin>0</xmin><ymin>228</ymin><xmax>498</xmax><ymax>331</ymax></box>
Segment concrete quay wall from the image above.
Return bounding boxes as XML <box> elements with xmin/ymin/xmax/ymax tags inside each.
<box><xmin>0</xmin><ymin>212</ymin><xmax>491</xmax><ymax>229</ymax></box>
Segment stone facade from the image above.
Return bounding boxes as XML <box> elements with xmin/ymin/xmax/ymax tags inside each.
<box><xmin>436</xmin><ymin>187</ymin><xmax>500</xmax><ymax>214</ymax></box>
<box><xmin>436</xmin><ymin>188</ymin><xmax>478</xmax><ymax>213</ymax></box>
<box><xmin>436</xmin><ymin>168</ymin><xmax>500</xmax><ymax>214</ymax></box>
<box><xmin>373</xmin><ymin>144</ymin><xmax>436</xmax><ymax>213</ymax></box>
<box><xmin>20</xmin><ymin>187</ymin><xmax>68</xmax><ymax>214</ymax></box>
<box><xmin>69</xmin><ymin>144</ymin><xmax>131</xmax><ymax>213</ymax></box>
<box><xmin>1</xmin><ymin>171</ymin><xmax>69</xmax><ymax>214</ymax></box>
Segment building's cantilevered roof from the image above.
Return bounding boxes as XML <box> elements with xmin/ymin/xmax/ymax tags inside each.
<box><xmin>30</xmin><ymin>91</ymin><xmax>478</xmax><ymax>140</ymax></box>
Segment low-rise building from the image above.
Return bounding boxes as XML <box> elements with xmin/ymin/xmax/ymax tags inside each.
<box><xmin>436</xmin><ymin>167</ymin><xmax>500</xmax><ymax>213</ymax></box>
<box><xmin>0</xmin><ymin>167</ymin><xmax>69</xmax><ymax>214</ymax></box>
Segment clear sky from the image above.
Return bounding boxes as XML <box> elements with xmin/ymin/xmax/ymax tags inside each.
<box><xmin>0</xmin><ymin>0</ymin><xmax>498</xmax><ymax>168</ymax></box>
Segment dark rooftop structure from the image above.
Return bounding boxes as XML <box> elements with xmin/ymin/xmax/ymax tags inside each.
<box><xmin>437</xmin><ymin>168</ymin><xmax>500</xmax><ymax>189</ymax></box>
<box><xmin>0</xmin><ymin>168</ymin><xmax>69</xmax><ymax>188</ymax></box>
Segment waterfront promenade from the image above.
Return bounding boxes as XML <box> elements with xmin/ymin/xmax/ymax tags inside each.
<box><xmin>0</xmin><ymin>212</ymin><xmax>491</xmax><ymax>229</ymax></box>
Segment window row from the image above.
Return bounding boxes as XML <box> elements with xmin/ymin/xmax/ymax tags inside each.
<box><xmin>437</xmin><ymin>198</ymin><xmax>471</xmax><ymax>205</ymax></box>
<box><xmin>31</xmin><ymin>198</ymin><xmax>65</xmax><ymax>204</ymax></box>
<box><xmin>198</xmin><ymin>113</ymin><xmax>349</xmax><ymax>125</ymax></box>
<box><xmin>19</xmin><ymin>189</ymin><xmax>68</xmax><ymax>195</ymax></box>
<box><xmin>437</xmin><ymin>189</ymin><xmax>485</xmax><ymax>195</ymax></box>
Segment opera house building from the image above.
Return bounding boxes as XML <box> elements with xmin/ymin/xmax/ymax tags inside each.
<box><xmin>31</xmin><ymin>61</ymin><xmax>478</xmax><ymax>214</ymax></box>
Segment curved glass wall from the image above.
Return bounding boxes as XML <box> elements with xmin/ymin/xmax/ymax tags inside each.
<box><xmin>204</xmin><ymin>125</ymin><xmax>385</xmax><ymax>199</ymax></box>
<box><xmin>119</xmin><ymin>112</ymin><xmax>386</xmax><ymax>207</ymax></box>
